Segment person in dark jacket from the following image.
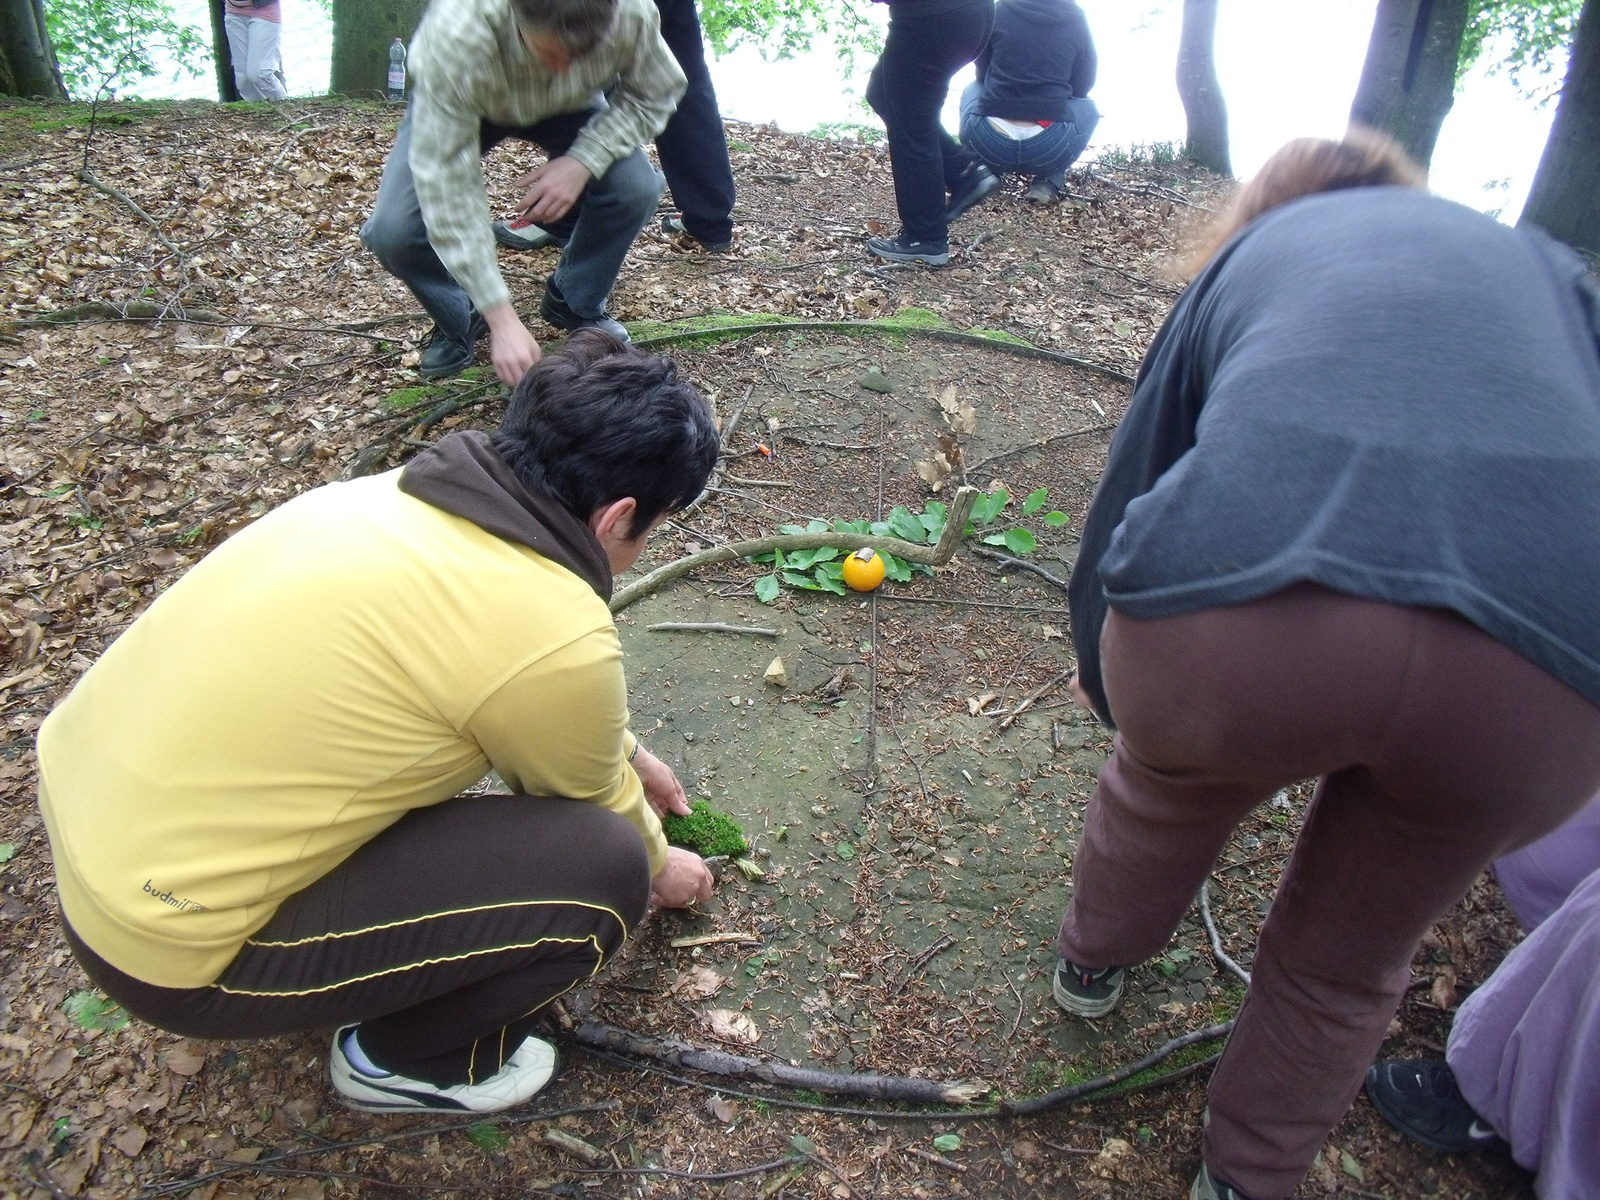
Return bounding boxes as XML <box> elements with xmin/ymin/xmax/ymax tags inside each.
<box><xmin>959</xmin><ymin>0</ymin><xmax>1098</xmax><ymax>205</ymax></box>
<box><xmin>1051</xmin><ymin>130</ymin><xmax>1600</xmax><ymax>1200</ymax></box>
<box><xmin>863</xmin><ymin>0</ymin><xmax>998</xmax><ymax>267</ymax></box>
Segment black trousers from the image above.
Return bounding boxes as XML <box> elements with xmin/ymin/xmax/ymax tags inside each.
<box><xmin>866</xmin><ymin>0</ymin><xmax>994</xmax><ymax>244</ymax></box>
<box><xmin>654</xmin><ymin>0</ymin><xmax>736</xmax><ymax>245</ymax></box>
<box><xmin>64</xmin><ymin>794</ymin><xmax>652</xmax><ymax>1086</ymax></box>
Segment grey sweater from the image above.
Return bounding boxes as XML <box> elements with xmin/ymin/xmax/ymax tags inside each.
<box><xmin>1068</xmin><ymin>187</ymin><xmax>1600</xmax><ymax>725</ymax></box>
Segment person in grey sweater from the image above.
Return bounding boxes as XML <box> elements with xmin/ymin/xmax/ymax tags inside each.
<box><xmin>1051</xmin><ymin>131</ymin><xmax>1600</xmax><ymax>1200</ymax></box>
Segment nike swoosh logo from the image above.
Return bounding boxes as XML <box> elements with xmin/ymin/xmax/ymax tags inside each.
<box><xmin>1467</xmin><ymin>1120</ymin><xmax>1500</xmax><ymax>1142</ymax></box>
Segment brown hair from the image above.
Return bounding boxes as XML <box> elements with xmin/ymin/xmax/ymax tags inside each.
<box><xmin>511</xmin><ymin>0</ymin><xmax>618</xmax><ymax>57</ymax></box>
<box><xmin>1185</xmin><ymin>126</ymin><xmax>1426</xmax><ymax>275</ymax></box>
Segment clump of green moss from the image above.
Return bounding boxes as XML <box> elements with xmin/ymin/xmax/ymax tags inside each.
<box><xmin>662</xmin><ymin>800</ymin><xmax>750</xmax><ymax>857</ymax></box>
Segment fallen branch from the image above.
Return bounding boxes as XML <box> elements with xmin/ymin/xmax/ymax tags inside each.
<box><xmin>890</xmin><ymin>933</ymin><xmax>955</xmax><ymax>995</ymax></box>
<box><xmin>905</xmin><ymin>1147</ymin><xmax>967</xmax><ymax>1174</ymax></box>
<box><xmin>1000</xmin><ymin>1022</ymin><xmax>1233</xmax><ymax>1115</ymax></box>
<box><xmin>963</xmin><ymin>422</ymin><xmax>1118</xmax><ymax>477</ymax></box>
<box><xmin>571</xmin><ymin>1017</ymin><xmax>992</xmax><ymax>1105</ymax></box>
<box><xmin>969</xmin><ymin>545</ymin><xmax>1071</xmax><ymax>592</ymax></box>
<box><xmin>78</xmin><ymin>168</ymin><xmax>190</xmax><ymax>290</ymax></box>
<box><xmin>630</xmin><ymin>320</ymin><xmax>1136</xmax><ymax>385</ymax></box>
<box><xmin>999</xmin><ymin>670</ymin><xmax>1073</xmax><ymax>729</ymax></box>
<box><xmin>610</xmin><ymin>486</ymin><xmax>979</xmax><ymax>613</ymax></box>
<box><xmin>1199</xmin><ymin>881</ymin><xmax>1252</xmax><ymax>985</ymax></box>
<box><xmin>669</xmin><ymin>931</ymin><xmax>764</xmax><ymax>948</ymax></box>
<box><xmin>646</xmin><ymin>622</ymin><xmax>780</xmax><ymax>637</ymax></box>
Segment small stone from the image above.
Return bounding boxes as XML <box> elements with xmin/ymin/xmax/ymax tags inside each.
<box><xmin>858</xmin><ymin>367</ymin><xmax>897</xmax><ymax>393</ymax></box>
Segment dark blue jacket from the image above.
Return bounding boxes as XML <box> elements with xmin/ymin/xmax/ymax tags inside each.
<box><xmin>975</xmin><ymin>0</ymin><xmax>1096</xmax><ymax>121</ymax></box>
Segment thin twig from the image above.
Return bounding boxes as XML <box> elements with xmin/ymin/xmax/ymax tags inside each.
<box><xmin>905</xmin><ymin>1147</ymin><xmax>967</xmax><ymax>1173</ymax></box>
<box><xmin>1001</xmin><ymin>1023</ymin><xmax>1234</xmax><ymax>1115</ymax></box>
<box><xmin>969</xmin><ymin>546</ymin><xmax>1071</xmax><ymax>592</ymax></box>
<box><xmin>890</xmin><ymin>934</ymin><xmax>956</xmax><ymax>996</ymax></box>
<box><xmin>963</xmin><ymin>423</ymin><xmax>1118</xmax><ymax>477</ymax></box>
<box><xmin>646</xmin><ymin>622</ymin><xmax>780</xmax><ymax>637</ymax></box>
<box><xmin>999</xmin><ymin>671</ymin><xmax>1073</xmax><ymax>731</ymax></box>
<box><xmin>1199</xmin><ymin>881</ymin><xmax>1252</xmax><ymax>985</ymax></box>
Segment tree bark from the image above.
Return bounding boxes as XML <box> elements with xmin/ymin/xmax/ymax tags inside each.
<box><xmin>0</xmin><ymin>0</ymin><xmax>65</xmax><ymax>98</ymax></box>
<box><xmin>330</xmin><ymin>0</ymin><xmax>427</xmax><ymax>99</ymax></box>
<box><xmin>1520</xmin><ymin>0</ymin><xmax>1600</xmax><ymax>254</ymax></box>
<box><xmin>209</xmin><ymin>0</ymin><xmax>240</xmax><ymax>102</ymax></box>
<box><xmin>1349</xmin><ymin>0</ymin><xmax>1471</xmax><ymax>172</ymax></box>
<box><xmin>1177</xmin><ymin>0</ymin><xmax>1231</xmax><ymax>176</ymax></box>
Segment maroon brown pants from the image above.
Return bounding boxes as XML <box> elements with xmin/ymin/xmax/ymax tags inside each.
<box><xmin>1056</xmin><ymin>584</ymin><xmax>1600</xmax><ymax>1200</ymax></box>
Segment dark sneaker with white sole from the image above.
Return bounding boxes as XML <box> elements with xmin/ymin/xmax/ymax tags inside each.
<box><xmin>660</xmin><ymin>213</ymin><xmax>733</xmax><ymax>253</ymax></box>
<box><xmin>330</xmin><ymin>1025</ymin><xmax>559</xmax><ymax>1113</ymax></box>
<box><xmin>493</xmin><ymin>215</ymin><xmax>563</xmax><ymax>251</ymax></box>
<box><xmin>865</xmin><ymin>234</ymin><xmax>949</xmax><ymax>266</ymax></box>
<box><xmin>418</xmin><ymin>313</ymin><xmax>488</xmax><ymax>380</ymax></box>
<box><xmin>539</xmin><ymin>283</ymin><xmax>630</xmax><ymax>342</ymax></box>
<box><xmin>1052</xmin><ymin>957</ymin><xmax>1125</xmax><ymax>1018</ymax></box>
<box><xmin>1365</xmin><ymin>1059</ymin><xmax>1507</xmax><ymax>1154</ymax></box>
<box><xmin>1191</xmin><ymin>1162</ymin><xmax>1254</xmax><ymax>1200</ymax></box>
<box><xmin>1026</xmin><ymin>176</ymin><xmax>1063</xmax><ymax>205</ymax></box>
<box><xmin>943</xmin><ymin>163</ymin><xmax>1001</xmax><ymax>223</ymax></box>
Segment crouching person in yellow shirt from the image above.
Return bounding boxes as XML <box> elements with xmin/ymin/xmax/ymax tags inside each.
<box><xmin>36</xmin><ymin>329</ymin><xmax>721</xmax><ymax>1114</ymax></box>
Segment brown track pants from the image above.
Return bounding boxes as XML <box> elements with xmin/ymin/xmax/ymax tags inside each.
<box><xmin>65</xmin><ymin>792</ymin><xmax>652</xmax><ymax>1087</ymax></box>
<box><xmin>1055</xmin><ymin>584</ymin><xmax>1600</xmax><ymax>1199</ymax></box>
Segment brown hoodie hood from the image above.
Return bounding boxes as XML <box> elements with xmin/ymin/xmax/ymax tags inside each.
<box><xmin>398</xmin><ymin>431</ymin><xmax>613</xmax><ymax>601</ymax></box>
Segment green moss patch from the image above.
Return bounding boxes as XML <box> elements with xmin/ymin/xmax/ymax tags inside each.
<box><xmin>662</xmin><ymin>799</ymin><xmax>751</xmax><ymax>857</ymax></box>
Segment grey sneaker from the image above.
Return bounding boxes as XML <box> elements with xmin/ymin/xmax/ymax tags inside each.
<box><xmin>493</xmin><ymin>216</ymin><xmax>562</xmax><ymax>251</ymax></box>
<box><xmin>330</xmin><ymin>1025</ymin><xmax>559</xmax><ymax>1113</ymax></box>
<box><xmin>865</xmin><ymin>233</ymin><xmax>949</xmax><ymax>266</ymax></box>
<box><xmin>417</xmin><ymin>312</ymin><xmax>488</xmax><ymax>380</ymax></box>
<box><xmin>1026</xmin><ymin>176</ymin><xmax>1063</xmax><ymax>205</ymax></box>
<box><xmin>1191</xmin><ymin>1162</ymin><xmax>1253</xmax><ymax>1200</ymax></box>
<box><xmin>1052</xmin><ymin>957</ymin><xmax>1125</xmax><ymax>1018</ymax></box>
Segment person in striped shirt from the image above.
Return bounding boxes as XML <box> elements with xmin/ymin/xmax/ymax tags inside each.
<box><xmin>361</xmin><ymin>0</ymin><xmax>686</xmax><ymax>383</ymax></box>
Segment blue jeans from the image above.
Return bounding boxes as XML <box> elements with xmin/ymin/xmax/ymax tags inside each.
<box><xmin>361</xmin><ymin>107</ymin><xmax>662</xmax><ymax>335</ymax></box>
<box><xmin>958</xmin><ymin>82</ymin><xmax>1099</xmax><ymax>187</ymax></box>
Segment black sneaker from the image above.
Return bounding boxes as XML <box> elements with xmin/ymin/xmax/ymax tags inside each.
<box><xmin>539</xmin><ymin>282</ymin><xmax>630</xmax><ymax>342</ymax></box>
<box><xmin>1190</xmin><ymin>1162</ymin><xmax>1254</xmax><ymax>1200</ymax></box>
<box><xmin>1365</xmin><ymin>1059</ymin><xmax>1507</xmax><ymax>1154</ymax></box>
<box><xmin>865</xmin><ymin>233</ymin><xmax>949</xmax><ymax>267</ymax></box>
<box><xmin>660</xmin><ymin>213</ymin><xmax>733</xmax><ymax>253</ymax></box>
<box><xmin>943</xmin><ymin>163</ymin><xmax>1001</xmax><ymax>223</ymax></box>
<box><xmin>418</xmin><ymin>313</ymin><xmax>488</xmax><ymax>380</ymax></box>
<box><xmin>1052</xmin><ymin>957</ymin><xmax>1125</xmax><ymax>1018</ymax></box>
<box><xmin>1026</xmin><ymin>176</ymin><xmax>1063</xmax><ymax>205</ymax></box>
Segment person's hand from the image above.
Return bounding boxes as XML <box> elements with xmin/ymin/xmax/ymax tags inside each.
<box><xmin>483</xmin><ymin>303</ymin><xmax>541</xmax><ymax>385</ymax></box>
<box><xmin>516</xmin><ymin>156</ymin><xmax>592</xmax><ymax>225</ymax></box>
<box><xmin>650</xmin><ymin>846</ymin><xmax>714</xmax><ymax>908</ymax></box>
<box><xmin>632</xmin><ymin>744</ymin><xmax>690</xmax><ymax>819</ymax></box>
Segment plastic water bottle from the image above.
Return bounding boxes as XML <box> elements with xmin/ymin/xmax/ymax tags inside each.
<box><xmin>387</xmin><ymin>38</ymin><xmax>406</xmax><ymax>101</ymax></box>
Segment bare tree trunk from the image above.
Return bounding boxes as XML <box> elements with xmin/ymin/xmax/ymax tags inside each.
<box><xmin>1520</xmin><ymin>0</ymin><xmax>1600</xmax><ymax>254</ymax></box>
<box><xmin>0</xmin><ymin>0</ymin><xmax>65</xmax><ymax>98</ymax></box>
<box><xmin>1177</xmin><ymin>0</ymin><xmax>1231</xmax><ymax>176</ymax></box>
<box><xmin>210</xmin><ymin>0</ymin><xmax>240</xmax><ymax>102</ymax></box>
<box><xmin>1349</xmin><ymin>0</ymin><xmax>1471</xmax><ymax>172</ymax></box>
<box><xmin>330</xmin><ymin>0</ymin><xmax>426</xmax><ymax>99</ymax></box>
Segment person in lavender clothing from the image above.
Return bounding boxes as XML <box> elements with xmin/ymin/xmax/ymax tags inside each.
<box><xmin>223</xmin><ymin>0</ymin><xmax>289</xmax><ymax>102</ymax></box>
<box><xmin>1367</xmin><ymin>792</ymin><xmax>1600</xmax><ymax>1200</ymax></box>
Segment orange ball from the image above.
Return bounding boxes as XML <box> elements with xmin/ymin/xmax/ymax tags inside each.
<box><xmin>842</xmin><ymin>547</ymin><xmax>886</xmax><ymax>592</ymax></box>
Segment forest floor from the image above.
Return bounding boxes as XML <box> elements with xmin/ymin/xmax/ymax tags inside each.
<box><xmin>0</xmin><ymin>98</ymin><xmax>1537</xmax><ymax>1200</ymax></box>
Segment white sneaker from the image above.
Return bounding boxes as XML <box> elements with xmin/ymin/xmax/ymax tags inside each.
<box><xmin>493</xmin><ymin>216</ymin><xmax>561</xmax><ymax>251</ymax></box>
<box><xmin>330</xmin><ymin>1025</ymin><xmax>560</xmax><ymax>1113</ymax></box>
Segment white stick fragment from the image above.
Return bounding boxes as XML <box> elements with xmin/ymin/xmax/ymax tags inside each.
<box><xmin>647</xmin><ymin>622</ymin><xmax>781</xmax><ymax>636</ymax></box>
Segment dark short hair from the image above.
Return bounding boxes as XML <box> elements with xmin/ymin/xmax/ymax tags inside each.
<box><xmin>510</xmin><ymin>0</ymin><xmax>618</xmax><ymax>57</ymax></box>
<box><xmin>493</xmin><ymin>329</ymin><xmax>719</xmax><ymax>538</ymax></box>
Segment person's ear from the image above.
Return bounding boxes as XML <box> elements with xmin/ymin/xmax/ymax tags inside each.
<box><xmin>588</xmin><ymin>497</ymin><xmax>639</xmax><ymax>545</ymax></box>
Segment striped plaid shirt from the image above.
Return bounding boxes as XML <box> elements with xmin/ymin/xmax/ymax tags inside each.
<box><xmin>408</xmin><ymin>0</ymin><xmax>686</xmax><ymax>313</ymax></box>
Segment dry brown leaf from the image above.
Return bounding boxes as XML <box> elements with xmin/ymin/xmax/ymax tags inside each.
<box><xmin>113</xmin><ymin>1124</ymin><xmax>148</xmax><ymax>1158</ymax></box>
<box><xmin>967</xmin><ymin>692</ymin><xmax>997</xmax><ymax>716</ymax></box>
<box><xmin>1430</xmin><ymin>967</ymin><xmax>1458</xmax><ymax>1011</ymax></box>
<box><xmin>36</xmin><ymin>1045</ymin><xmax>75</xmax><ymax>1082</ymax></box>
<box><xmin>706</xmin><ymin>1008</ymin><xmax>760</xmax><ymax>1044</ymax></box>
<box><xmin>708</xmin><ymin>1095</ymin><xmax>737</xmax><ymax>1123</ymax></box>
<box><xmin>671</xmin><ymin>966</ymin><xmax>728</xmax><ymax>1000</ymax></box>
<box><xmin>162</xmin><ymin>1040</ymin><xmax>207</xmax><ymax>1075</ymax></box>
<box><xmin>1089</xmin><ymin>1137</ymin><xmax>1135</xmax><ymax>1181</ymax></box>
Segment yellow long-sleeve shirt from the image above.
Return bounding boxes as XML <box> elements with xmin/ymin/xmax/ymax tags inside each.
<box><xmin>37</xmin><ymin>469</ymin><xmax>663</xmax><ymax>989</ymax></box>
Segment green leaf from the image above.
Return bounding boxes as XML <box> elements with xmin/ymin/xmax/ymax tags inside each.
<box><xmin>1002</xmin><ymin>528</ymin><xmax>1037</xmax><ymax>556</ymax></box>
<box><xmin>0</xmin><ymin>843</ymin><xmax>14</xmax><ymax>864</ymax></box>
<box><xmin>786</xmin><ymin>547</ymin><xmax>840</xmax><ymax>571</ymax></box>
<box><xmin>813</xmin><ymin>568</ymin><xmax>848</xmax><ymax>595</ymax></box>
<box><xmin>815</xmin><ymin>560</ymin><xmax>845</xmax><ymax>580</ymax></box>
<box><xmin>880</xmin><ymin>553</ymin><xmax>913</xmax><ymax>583</ymax></box>
<box><xmin>833</xmin><ymin>518</ymin><xmax>871</xmax><ymax>534</ymax></box>
<box><xmin>773</xmin><ymin>548</ymin><xmax>787</xmax><ymax>570</ymax></box>
<box><xmin>869</xmin><ymin>520</ymin><xmax>892</xmax><ymax>537</ymax></box>
<box><xmin>836</xmin><ymin>842</ymin><xmax>856</xmax><ymax>859</ymax></box>
<box><xmin>747</xmin><ymin>550</ymin><xmax>779</xmax><ymax>564</ymax></box>
<box><xmin>1339</xmin><ymin>1150</ymin><xmax>1365</xmax><ymax>1183</ymax></box>
<box><xmin>887</xmin><ymin>506</ymin><xmax>925</xmax><ymax>541</ymax></box>
<box><xmin>466</xmin><ymin>1122</ymin><xmax>510</xmax><ymax>1152</ymax></box>
<box><xmin>791</xmin><ymin>1133</ymin><xmax>818</xmax><ymax>1156</ymax></box>
<box><xmin>63</xmin><ymin>990</ymin><xmax>129</xmax><ymax>1032</ymax></box>
<box><xmin>1023</xmin><ymin>487</ymin><xmax>1048</xmax><ymax>514</ymax></box>
<box><xmin>779</xmin><ymin>524</ymin><xmax>809</xmax><ymax>535</ymax></box>
<box><xmin>982</xmin><ymin>532</ymin><xmax>1008</xmax><ymax>545</ymax></box>
<box><xmin>806</xmin><ymin>519</ymin><xmax>831</xmax><ymax>533</ymax></box>
<box><xmin>932</xmin><ymin>1134</ymin><xmax>962</xmax><ymax>1153</ymax></box>
<box><xmin>754</xmin><ymin>574</ymin><xmax>781</xmax><ymax>604</ymax></box>
<box><xmin>783</xmin><ymin>570</ymin><xmax>823</xmax><ymax>590</ymax></box>
<box><xmin>1043</xmin><ymin>510</ymin><xmax>1069</xmax><ymax>527</ymax></box>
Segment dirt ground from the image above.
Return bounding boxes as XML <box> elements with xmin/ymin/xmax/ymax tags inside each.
<box><xmin>0</xmin><ymin>99</ymin><xmax>1537</xmax><ymax>1199</ymax></box>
